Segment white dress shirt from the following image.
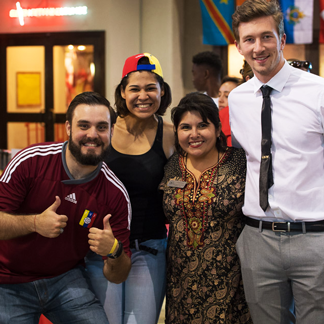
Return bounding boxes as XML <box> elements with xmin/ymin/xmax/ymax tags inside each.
<box><xmin>229</xmin><ymin>61</ymin><xmax>324</xmax><ymax>222</ymax></box>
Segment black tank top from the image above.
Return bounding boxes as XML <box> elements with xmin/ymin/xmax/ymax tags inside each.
<box><xmin>105</xmin><ymin>116</ymin><xmax>168</xmax><ymax>241</ymax></box>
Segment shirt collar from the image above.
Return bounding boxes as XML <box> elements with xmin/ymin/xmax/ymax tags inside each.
<box><xmin>252</xmin><ymin>60</ymin><xmax>291</xmax><ymax>94</ymax></box>
<box><xmin>61</xmin><ymin>140</ymin><xmax>102</xmax><ymax>184</ymax></box>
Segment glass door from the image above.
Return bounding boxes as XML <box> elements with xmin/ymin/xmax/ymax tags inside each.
<box><xmin>0</xmin><ymin>31</ymin><xmax>105</xmax><ymax>150</ymax></box>
<box><xmin>53</xmin><ymin>44</ymin><xmax>95</xmax><ymax>143</ymax></box>
<box><xmin>7</xmin><ymin>45</ymin><xmax>46</xmax><ymax>150</ymax></box>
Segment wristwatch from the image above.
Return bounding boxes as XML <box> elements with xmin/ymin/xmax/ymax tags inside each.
<box><xmin>107</xmin><ymin>241</ymin><xmax>123</xmax><ymax>259</ymax></box>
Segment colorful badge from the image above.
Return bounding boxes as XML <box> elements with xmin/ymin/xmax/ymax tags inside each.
<box><xmin>79</xmin><ymin>209</ymin><xmax>97</xmax><ymax>228</ymax></box>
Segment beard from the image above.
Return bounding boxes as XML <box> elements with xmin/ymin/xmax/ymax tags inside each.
<box><xmin>68</xmin><ymin>136</ymin><xmax>109</xmax><ymax>166</ymax></box>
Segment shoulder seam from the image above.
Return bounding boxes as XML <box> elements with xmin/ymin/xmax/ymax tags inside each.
<box><xmin>1</xmin><ymin>143</ymin><xmax>63</xmax><ymax>184</ymax></box>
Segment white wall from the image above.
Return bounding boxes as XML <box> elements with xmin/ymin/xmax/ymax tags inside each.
<box><xmin>141</xmin><ymin>0</ymin><xmax>184</xmax><ymax>121</ymax></box>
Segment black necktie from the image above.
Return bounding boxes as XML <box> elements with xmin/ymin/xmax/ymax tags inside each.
<box><xmin>259</xmin><ymin>85</ymin><xmax>273</xmax><ymax>211</ymax></box>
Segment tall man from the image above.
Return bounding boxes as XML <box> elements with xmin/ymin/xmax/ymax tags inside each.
<box><xmin>0</xmin><ymin>92</ymin><xmax>132</xmax><ymax>323</ymax></box>
<box><xmin>192</xmin><ymin>51</ymin><xmax>222</xmax><ymax>105</ymax></box>
<box><xmin>229</xmin><ymin>0</ymin><xmax>324</xmax><ymax>323</ymax></box>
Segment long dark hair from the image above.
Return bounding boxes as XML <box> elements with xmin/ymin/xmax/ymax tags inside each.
<box><xmin>171</xmin><ymin>92</ymin><xmax>227</xmax><ymax>156</ymax></box>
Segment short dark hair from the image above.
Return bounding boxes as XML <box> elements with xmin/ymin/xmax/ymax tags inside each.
<box><xmin>221</xmin><ymin>76</ymin><xmax>241</xmax><ymax>86</ymax></box>
<box><xmin>66</xmin><ymin>91</ymin><xmax>116</xmax><ymax>127</ymax></box>
<box><xmin>192</xmin><ymin>51</ymin><xmax>222</xmax><ymax>79</ymax></box>
<box><xmin>115</xmin><ymin>56</ymin><xmax>172</xmax><ymax>118</ymax></box>
<box><xmin>232</xmin><ymin>0</ymin><xmax>284</xmax><ymax>42</ymax></box>
<box><xmin>171</xmin><ymin>92</ymin><xmax>227</xmax><ymax>156</ymax></box>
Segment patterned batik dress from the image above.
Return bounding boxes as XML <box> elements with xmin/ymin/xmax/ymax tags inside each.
<box><xmin>160</xmin><ymin>147</ymin><xmax>252</xmax><ymax>324</ymax></box>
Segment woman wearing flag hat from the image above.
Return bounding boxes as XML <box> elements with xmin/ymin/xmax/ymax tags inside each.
<box><xmin>85</xmin><ymin>53</ymin><xmax>174</xmax><ymax>324</ymax></box>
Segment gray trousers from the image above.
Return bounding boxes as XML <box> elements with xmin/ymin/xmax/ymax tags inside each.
<box><xmin>236</xmin><ymin>224</ymin><xmax>324</xmax><ymax>324</ymax></box>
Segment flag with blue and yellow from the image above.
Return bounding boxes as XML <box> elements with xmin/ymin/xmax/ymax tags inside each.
<box><xmin>199</xmin><ymin>0</ymin><xmax>235</xmax><ymax>45</ymax></box>
<box><xmin>79</xmin><ymin>209</ymin><xmax>97</xmax><ymax>228</ymax></box>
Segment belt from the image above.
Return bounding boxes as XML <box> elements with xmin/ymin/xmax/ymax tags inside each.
<box><xmin>129</xmin><ymin>239</ymin><xmax>158</xmax><ymax>255</ymax></box>
<box><xmin>243</xmin><ymin>216</ymin><xmax>324</xmax><ymax>233</ymax></box>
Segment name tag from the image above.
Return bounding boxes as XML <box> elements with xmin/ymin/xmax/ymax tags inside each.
<box><xmin>167</xmin><ymin>179</ymin><xmax>187</xmax><ymax>188</ymax></box>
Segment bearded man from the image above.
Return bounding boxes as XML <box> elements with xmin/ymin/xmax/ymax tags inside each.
<box><xmin>0</xmin><ymin>91</ymin><xmax>132</xmax><ymax>324</ymax></box>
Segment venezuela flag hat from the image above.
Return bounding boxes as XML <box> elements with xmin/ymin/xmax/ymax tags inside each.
<box><xmin>122</xmin><ymin>53</ymin><xmax>163</xmax><ymax>79</ymax></box>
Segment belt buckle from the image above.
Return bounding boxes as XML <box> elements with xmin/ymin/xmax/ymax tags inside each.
<box><xmin>272</xmin><ymin>222</ymin><xmax>290</xmax><ymax>232</ymax></box>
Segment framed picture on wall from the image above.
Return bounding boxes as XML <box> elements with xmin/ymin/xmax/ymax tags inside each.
<box><xmin>16</xmin><ymin>72</ymin><xmax>41</xmax><ymax>107</ymax></box>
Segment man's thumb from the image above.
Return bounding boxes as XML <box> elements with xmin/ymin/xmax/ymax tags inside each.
<box><xmin>50</xmin><ymin>196</ymin><xmax>61</xmax><ymax>212</ymax></box>
<box><xmin>103</xmin><ymin>214</ymin><xmax>112</xmax><ymax>230</ymax></box>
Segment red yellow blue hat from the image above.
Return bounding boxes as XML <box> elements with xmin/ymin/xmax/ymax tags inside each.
<box><xmin>122</xmin><ymin>53</ymin><xmax>163</xmax><ymax>79</ymax></box>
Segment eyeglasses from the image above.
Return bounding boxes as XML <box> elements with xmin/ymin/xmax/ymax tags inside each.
<box><xmin>288</xmin><ymin>60</ymin><xmax>312</xmax><ymax>72</ymax></box>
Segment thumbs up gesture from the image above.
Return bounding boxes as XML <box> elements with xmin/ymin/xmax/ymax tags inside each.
<box><xmin>35</xmin><ymin>196</ymin><xmax>68</xmax><ymax>238</ymax></box>
<box><xmin>88</xmin><ymin>214</ymin><xmax>116</xmax><ymax>256</ymax></box>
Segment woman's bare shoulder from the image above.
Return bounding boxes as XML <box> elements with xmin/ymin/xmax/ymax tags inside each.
<box><xmin>162</xmin><ymin>120</ymin><xmax>175</xmax><ymax>158</ymax></box>
<box><xmin>163</xmin><ymin>120</ymin><xmax>174</xmax><ymax>133</ymax></box>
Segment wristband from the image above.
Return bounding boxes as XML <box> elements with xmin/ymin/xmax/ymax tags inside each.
<box><xmin>107</xmin><ymin>241</ymin><xmax>123</xmax><ymax>259</ymax></box>
<box><xmin>108</xmin><ymin>238</ymin><xmax>118</xmax><ymax>255</ymax></box>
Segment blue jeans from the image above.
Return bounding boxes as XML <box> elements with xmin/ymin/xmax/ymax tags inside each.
<box><xmin>0</xmin><ymin>266</ymin><xmax>108</xmax><ymax>324</ymax></box>
<box><xmin>85</xmin><ymin>238</ymin><xmax>167</xmax><ymax>324</ymax></box>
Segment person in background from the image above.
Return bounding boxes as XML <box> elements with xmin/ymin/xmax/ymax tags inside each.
<box><xmin>85</xmin><ymin>53</ymin><xmax>174</xmax><ymax>324</ymax></box>
<box><xmin>0</xmin><ymin>91</ymin><xmax>132</xmax><ymax>324</ymax></box>
<box><xmin>230</xmin><ymin>0</ymin><xmax>324</xmax><ymax>323</ymax></box>
<box><xmin>192</xmin><ymin>51</ymin><xmax>223</xmax><ymax>106</ymax></box>
<box><xmin>287</xmin><ymin>58</ymin><xmax>313</xmax><ymax>73</ymax></box>
<box><xmin>218</xmin><ymin>76</ymin><xmax>241</xmax><ymax>146</ymax></box>
<box><xmin>240</xmin><ymin>60</ymin><xmax>254</xmax><ymax>82</ymax></box>
<box><xmin>218</xmin><ymin>76</ymin><xmax>241</xmax><ymax>111</ymax></box>
<box><xmin>160</xmin><ymin>92</ymin><xmax>251</xmax><ymax>324</ymax></box>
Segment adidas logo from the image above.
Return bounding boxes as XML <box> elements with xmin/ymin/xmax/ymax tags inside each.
<box><xmin>65</xmin><ymin>193</ymin><xmax>77</xmax><ymax>204</ymax></box>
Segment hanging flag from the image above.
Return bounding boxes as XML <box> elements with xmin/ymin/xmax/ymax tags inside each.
<box><xmin>320</xmin><ymin>0</ymin><xmax>324</xmax><ymax>43</ymax></box>
<box><xmin>235</xmin><ymin>0</ymin><xmax>246</xmax><ymax>6</ymax></box>
<box><xmin>279</xmin><ymin>0</ymin><xmax>313</xmax><ymax>44</ymax></box>
<box><xmin>199</xmin><ymin>0</ymin><xmax>235</xmax><ymax>46</ymax></box>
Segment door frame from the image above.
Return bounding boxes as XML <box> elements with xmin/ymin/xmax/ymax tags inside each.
<box><xmin>0</xmin><ymin>31</ymin><xmax>105</xmax><ymax>149</ymax></box>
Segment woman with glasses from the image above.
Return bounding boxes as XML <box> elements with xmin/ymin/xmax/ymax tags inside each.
<box><xmin>239</xmin><ymin>60</ymin><xmax>254</xmax><ymax>82</ymax></box>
